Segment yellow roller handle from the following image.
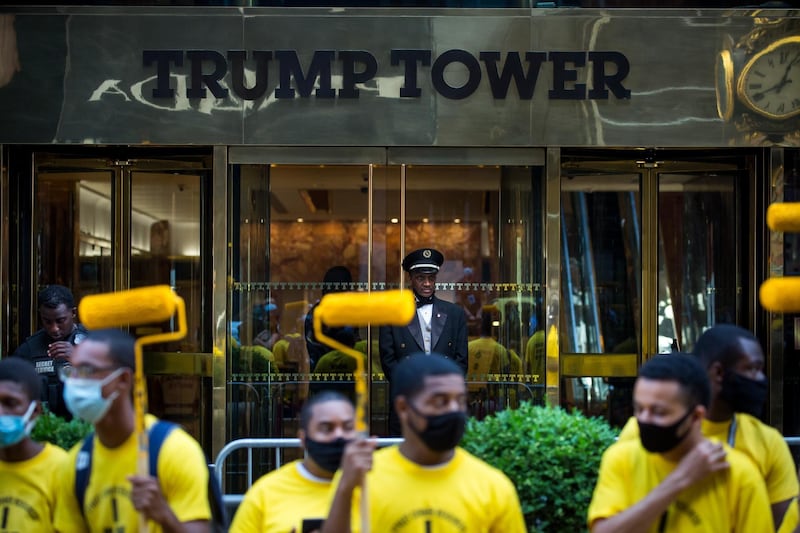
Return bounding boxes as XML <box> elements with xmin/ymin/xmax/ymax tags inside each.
<box><xmin>760</xmin><ymin>277</ymin><xmax>800</xmax><ymax>313</ymax></box>
<box><xmin>767</xmin><ymin>203</ymin><xmax>800</xmax><ymax>233</ymax></box>
<box><xmin>315</xmin><ymin>290</ymin><xmax>415</xmax><ymax>328</ymax></box>
<box><xmin>79</xmin><ymin>285</ymin><xmax>178</xmax><ymax>329</ymax></box>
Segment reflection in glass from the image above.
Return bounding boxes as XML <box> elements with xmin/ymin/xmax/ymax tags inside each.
<box><xmin>658</xmin><ymin>173</ymin><xmax>737</xmax><ymax>353</ymax></box>
<box><xmin>228</xmin><ymin>162</ymin><xmax>545</xmax><ymax>446</ymax></box>
<box><xmin>131</xmin><ymin>171</ymin><xmax>203</xmax><ymax>353</ymax></box>
<box><xmin>560</xmin><ymin>173</ymin><xmax>641</xmax><ymax>354</ymax></box>
<box><xmin>35</xmin><ymin>170</ymin><xmax>114</xmax><ymax>299</ymax></box>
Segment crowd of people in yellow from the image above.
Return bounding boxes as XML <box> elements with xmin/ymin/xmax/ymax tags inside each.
<box><xmin>2</xmin><ymin>250</ymin><xmax>799</xmax><ymax>532</ymax></box>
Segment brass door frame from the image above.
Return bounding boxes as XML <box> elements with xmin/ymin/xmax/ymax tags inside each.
<box><xmin>25</xmin><ymin>153</ymin><xmax>214</xmax><ymax>444</ymax></box>
<box><xmin>558</xmin><ymin>154</ymin><xmax>747</xmax><ymax>382</ymax></box>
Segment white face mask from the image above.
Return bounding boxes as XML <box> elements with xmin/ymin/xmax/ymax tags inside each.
<box><xmin>63</xmin><ymin>368</ymin><xmax>125</xmax><ymax>424</ymax></box>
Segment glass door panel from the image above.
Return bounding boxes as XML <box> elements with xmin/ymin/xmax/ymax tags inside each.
<box><xmin>130</xmin><ymin>169</ymin><xmax>204</xmax><ymax>352</ymax></box>
<box><xmin>559</xmin><ymin>168</ymin><xmax>642</xmax><ymax>420</ymax></box>
<box><xmin>658</xmin><ymin>172</ymin><xmax>739</xmax><ymax>353</ymax></box>
<box><xmin>560</xmin><ymin>173</ymin><xmax>642</xmax><ymax>355</ymax></box>
<box><xmin>27</xmin><ymin>153</ymin><xmax>213</xmax><ymax>448</ymax></box>
<box><xmin>230</xmin><ymin>163</ymin><xmax>372</xmax><ymax>442</ymax></box>
<box><xmin>34</xmin><ymin>165</ymin><xmax>114</xmax><ymax>300</ymax></box>
<box><xmin>559</xmin><ymin>153</ymin><xmax>750</xmax><ymax>427</ymax></box>
<box><xmin>402</xmin><ymin>165</ymin><xmax>545</xmax><ymax>418</ymax></box>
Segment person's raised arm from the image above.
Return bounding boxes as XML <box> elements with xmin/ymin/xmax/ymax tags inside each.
<box><xmin>128</xmin><ymin>474</ymin><xmax>210</xmax><ymax>533</ymax></box>
<box><xmin>321</xmin><ymin>439</ymin><xmax>375</xmax><ymax>533</ymax></box>
<box><xmin>592</xmin><ymin>440</ymin><xmax>730</xmax><ymax>533</ymax></box>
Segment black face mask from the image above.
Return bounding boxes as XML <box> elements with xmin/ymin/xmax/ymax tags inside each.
<box><xmin>305</xmin><ymin>436</ymin><xmax>349</xmax><ymax>473</ymax></box>
<box><xmin>408</xmin><ymin>402</ymin><xmax>467</xmax><ymax>452</ymax></box>
<box><xmin>637</xmin><ymin>408</ymin><xmax>695</xmax><ymax>454</ymax></box>
<box><xmin>720</xmin><ymin>371</ymin><xmax>768</xmax><ymax>418</ymax></box>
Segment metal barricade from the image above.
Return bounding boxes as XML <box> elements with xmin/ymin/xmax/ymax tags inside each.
<box><xmin>213</xmin><ymin>437</ymin><xmax>404</xmax><ymax>512</ymax></box>
<box><xmin>226</xmin><ymin>377</ymin><xmax>545</xmax><ymax>439</ymax></box>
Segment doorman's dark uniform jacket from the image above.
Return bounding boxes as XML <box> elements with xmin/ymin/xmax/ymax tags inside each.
<box><xmin>379</xmin><ymin>296</ymin><xmax>468</xmax><ymax>380</ymax></box>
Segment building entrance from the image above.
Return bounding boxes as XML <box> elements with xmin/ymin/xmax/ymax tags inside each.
<box><xmin>559</xmin><ymin>150</ymin><xmax>758</xmax><ymax>426</ymax></box>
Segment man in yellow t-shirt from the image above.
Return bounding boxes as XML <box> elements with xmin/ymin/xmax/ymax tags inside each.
<box><xmin>230</xmin><ymin>391</ymin><xmax>357</xmax><ymax>533</ymax></box>
<box><xmin>0</xmin><ymin>357</ymin><xmax>68</xmax><ymax>532</ymax></box>
<box><xmin>588</xmin><ymin>353</ymin><xmax>772</xmax><ymax>533</ymax></box>
<box><xmin>53</xmin><ymin>329</ymin><xmax>211</xmax><ymax>533</ymax></box>
<box><xmin>617</xmin><ymin>325</ymin><xmax>799</xmax><ymax>533</ymax></box>
<box><xmin>323</xmin><ymin>354</ymin><xmax>526</xmax><ymax>533</ymax></box>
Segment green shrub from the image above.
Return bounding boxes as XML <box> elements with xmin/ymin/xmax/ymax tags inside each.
<box><xmin>31</xmin><ymin>408</ymin><xmax>93</xmax><ymax>450</ymax></box>
<box><xmin>461</xmin><ymin>402</ymin><xmax>618</xmax><ymax>533</ymax></box>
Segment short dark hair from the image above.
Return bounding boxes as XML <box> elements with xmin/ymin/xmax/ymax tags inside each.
<box><xmin>391</xmin><ymin>354</ymin><xmax>464</xmax><ymax>403</ymax></box>
<box><xmin>299</xmin><ymin>391</ymin><xmax>353</xmax><ymax>432</ymax></box>
<box><xmin>693</xmin><ymin>324</ymin><xmax>760</xmax><ymax>370</ymax></box>
<box><xmin>38</xmin><ymin>285</ymin><xmax>75</xmax><ymax>310</ymax></box>
<box><xmin>322</xmin><ymin>266</ymin><xmax>353</xmax><ymax>296</ymax></box>
<box><xmin>0</xmin><ymin>357</ymin><xmax>42</xmax><ymax>402</ymax></box>
<box><xmin>638</xmin><ymin>353</ymin><xmax>710</xmax><ymax>409</ymax></box>
<box><xmin>84</xmin><ymin>329</ymin><xmax>136</xmax><ymax>369</ymax></box>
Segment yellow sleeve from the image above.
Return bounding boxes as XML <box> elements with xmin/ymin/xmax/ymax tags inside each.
<box><xmin>617</xmin><ymin>416</ymin><xmax>639</xmax><ymax>442</ymax></box>
<box><xmin>229</xmin><ymin>482</ymin><xmax>265</xmax><ymax>533</ymax></box>
<box><xmin>158</xmin><ymin>427</ymin><xmax>212</xmax><ymax>524</ymax></box>
<box><xmin>732</xmin><ymin>452</ymin><xmax>775</xmax><ymax>533</ymax></box>
<box><xmin>764</xmin><ymin>427</ymin><xmax>800</xmax><ymax>505</ymax></box>
<box><xmin>53</xmin><ymin>445</ymin><xmax>86</xmax><ymax>533</ymax></box>
<box><xmin>587</xmin><ymin>443</ymin><xmax>631</xmax><ymax>528</ymax></box>
<box><xmin>489</xmin><ymin>474</ymin><xmax>527</xmax><ymax>533</ymax></box>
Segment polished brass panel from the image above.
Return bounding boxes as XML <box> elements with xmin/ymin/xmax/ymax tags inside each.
<box><xmin>212</xmin><ymin>145</ymin><xmax>228</xmax><ymax>458</ymax></box>
<box><xmin>114</xmin><ymin>167</ymin><xmax>131</xmax><ymax>291</ymax></box>
<box><xmin>767</xmin><ymin>147</ymin><xmax>785</xmax><ymax>431</ymax></box>
<box><xmin>561</xmin><ymin>354</ymin><xmax>638</xmax><ymax>378</ymax></box>
<box><xmin>641</xmin><ymin>167</ymin><xmax>658</xmax><ymax>363</ymax></box>
<box><xmin>545</xmin><ymin>147</ymin><xmax>561</xmax><ymax>406</ymax></box>
<box><xmin>144</xmin><ymin>352</ymin><xmax>212</xmax><ymax>376</ymax></box>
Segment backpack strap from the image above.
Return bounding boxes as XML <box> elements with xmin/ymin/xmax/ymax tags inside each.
<box><xmin>75</xmin><ymin>432</ymin><xmax>96</xmax><ymax>515</ymax></box>
<box><xmin>74</xmin><ymin>421</ymin><xmax>178</xmax><ymax>517</ymax></box>
<box><xmin>147</xmin><ymin>420</ymin><xmax>178</xmax><ymax>477</ymax></box>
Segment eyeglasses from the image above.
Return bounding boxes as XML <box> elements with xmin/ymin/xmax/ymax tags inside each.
<box><xmin>58</xmin><ymin>364</ymin><xmax>118</xmax><ymax>381</ymax></box>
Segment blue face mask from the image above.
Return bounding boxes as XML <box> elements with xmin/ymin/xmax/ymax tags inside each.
<box><xmin>0</xmin><ymin>401</ymin><xmax>37</xmax><ymax>448</ymax></box>
<box><xmin>63</xmin><ymin>368</ymin><xmax>124</xmax><ymax>424</ymax></box>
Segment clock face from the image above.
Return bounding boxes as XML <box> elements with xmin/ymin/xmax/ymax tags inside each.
<box><xmin>715</xmin><ymin>49</ymin><xmax>734</xmax><ymax>121</ymax></box>
<box><xmin>738</xmin><ymin>36</ymin><xmax>800</xmax><ymax>120</ymax></box>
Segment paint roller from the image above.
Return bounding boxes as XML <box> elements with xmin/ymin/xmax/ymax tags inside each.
<box><xmin>79</xmin><ymin>285</ymin><xmax>187</xmax><ymax>532</ymax></box>
<box><xmin>760</xmin><ymin>278</ymin><xmax>800</xmax><ymax>313</ymax></box>
<box><xmin>767</xmin><ymin>202</ymin><xmax>800</xmax><ymax>233</ymax></box>
<box><xmin>761</xmin><ymin>203</ymin><xmax>800</xmax><ymax>312</ymax></box>
<box><xmin>313</xmin><ymin>289</ymin><xmax>415</xmax><ymax>533</ymax></box>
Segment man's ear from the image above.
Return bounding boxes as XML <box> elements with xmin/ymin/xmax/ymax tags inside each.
<box><xmin>32</xmin><ymin>400</ymin><xmax>43</xmax><ymax>419</ymax></box>
<box><xmin>708</xmin><ymin>361</ymin><xmax>725</xmax><ymax>384</ymax></box>
<box><xmin>118</xmin><ymin>367</ymin><xmax>134</xmax><ymax>391</ymax></box>
<box><xmin>395</xmin><ymin>395</ymin><xmax>408</xmax><ymax>419</ymax></box>
<box><xmin>692</xmin><ymin>404</ymin><xmax>707</xmax><ymax>426</ymax></box>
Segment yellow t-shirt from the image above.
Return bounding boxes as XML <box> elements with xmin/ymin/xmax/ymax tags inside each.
<box><xmin>588</xmin><ymin>438</ymin><xmax>773</xmax><ymax>532</ymax></box>
<box><xmin>229</xmin><ymin>460</ymin><xmax>331</xmax><ymax>533</ymax></box>
<box><xmin>0</xmin><ymin>442</ymin><xmax>68</xmax><ymax>532</ymax></box>
<box><xmin>525</xmin><ymin>331</ymin><xmax>545</xmax><ymax>376</ymax></box>
<box><xmin>53</xmin><ymin>415</ymin><xmax>211</xmax><ymax>533</ymax></box>
<box><xmin>334</xmin><ymin>446</ymin><xmax>526</xmax><ymax>533</ymax></box>
<box><xmin>618</xmin><ymin>413</ymin><xmax>800</xmax><ymax>532</ymax></box>
<box><xmin>314</xmin><ymin>350</ymin><xmax>360</xmax><ymax>374</ymax></box>
<box><xmin>467</xmin><ymin>338</ymin><xmax>503</xmax><ymax>390</ymax></box>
